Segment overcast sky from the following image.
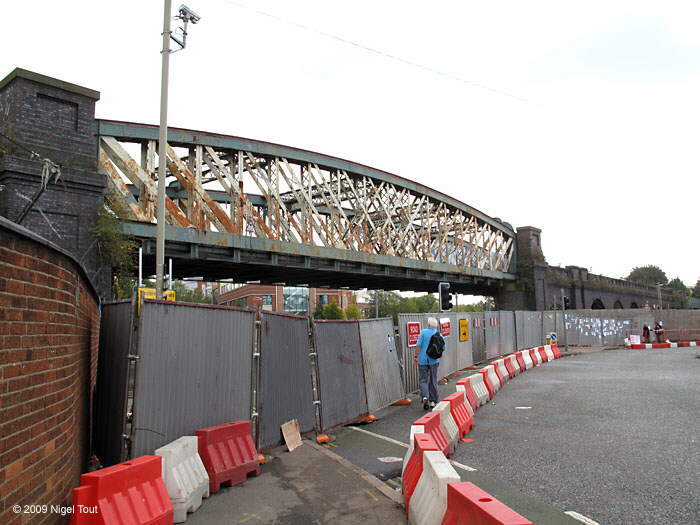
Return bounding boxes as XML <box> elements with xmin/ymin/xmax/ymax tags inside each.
<box><xmin>2</xmin><ymin>1</ymin><xmax>698</xmax><ymax>288</ymax></box>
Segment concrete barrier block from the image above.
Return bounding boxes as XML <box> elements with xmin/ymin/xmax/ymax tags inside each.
<box><xmin>409</xmin><ymin>451</ymin><xmax>460</xmax><ymax>525</ymax></box>
<box><xmin>156</xmin><ymin>436</ymin><xmax>210</xmax><ymax>523</ymax></box>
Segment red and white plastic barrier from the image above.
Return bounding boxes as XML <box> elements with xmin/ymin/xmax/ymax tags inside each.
<box><xmin>551</xmin><ymin>343</ymin><xmax>561</xmax><ymax>359</ymax></box>
<box><xmin>503</xmin><ymin>357</ymin><xmax>516</xmax><ymax>379</ymax></box>
<box><xmin>493</xmin><ymin>359</ymin><xmax>509</xmax><ymax>386</ymax></box>
<box><xmin>441</xmin><ymin>482</ymin><xmax>533</xmax><ymax>525</ymax></box>
<box><xmin>520</xmin><ymin>350</ymin><xmax>534</xmax><ymax>369</ymax></box>
<box><xmin>403</xmin><ymin>433</ymin><xmax>439</xmax><ymax>516</ymax></box>
<box><xmin>409</xmin><ymin>451</ymin><xmax>460</xmax><ymax>525</ymax></box>
<box><xmin>485</xmin><ymin>365</ymin><xmax>502</xmax><ymax>393</ymax></box>
<box><xmin>455</xmin><ymin>377</ymin><xmax>478</xmax><ymax>413</ymax></box>
<box><xmin>508</xmin><ymin>354</ymin><xmax>522</xmax><ymax>375</ymax></box>
<box><xmin>467</xmin><ymin>374</ymin><xmax>490</xmax><ymax>406</ymax></box>
<box><xmin>478</xmin><ymin>368</ymin><xmax>496</xmax><ymax>399</ymax></box>
<box><xmin>70</xmin><ymin>455</ymin><xmax>173</xmax><ymax>524</ymax></box>
<box><xmin>627</xmin><ymin>341</ymin><xmax>697</xmax><ymax>349</ymax></box>
<box><xmin>412</xmin><ymin>412</ymin><xmax>451</xmax><ymax>458</ymax></box>
<box><xmin>544</xmin><ymin>345</ymin><xmax>555</xmax><ymax>362</ymax></box>
<box><xmin>433</xmin><ymin>401</ymin><xmax>460</xmax><ymax>454</ymax></box>
<box><xmin>444</xmin><ymin>391</ymin><xmax>473</xmax><ymax>437</ymax></box>
<box><xmin>196</xmin><ymin>421</ymin><xmax>260</xmax><ymax>494</ymax></box>
<box><xmin>155</xmin><ymin>436</ymin><xmax>210</xmax><ymax>523</ymax></box>
<box><xmin>529</xmin><ymin>347</ymin><xmax>542</xmax><ymax>366</ymax></box>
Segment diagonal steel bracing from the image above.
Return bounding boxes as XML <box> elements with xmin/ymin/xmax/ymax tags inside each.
<box><xmin>97</xmin><ymin>120</ymin><xmax>516</xmax><ymax>286</ymax></box>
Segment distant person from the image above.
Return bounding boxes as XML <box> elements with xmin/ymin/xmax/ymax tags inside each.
<box><xmin>654</xmin><ymin>321</ymin><xmax>664</xmax><ymax>343</ymax></box>
<box><xmin>413</xmin><ymin>317</ymin><xmax>446</xmax><ymax>410</ymax></box>
<box><xmin>642</xmin><ymin>324</ymin><xmax>650</xmax><ymax>343</ymax></box>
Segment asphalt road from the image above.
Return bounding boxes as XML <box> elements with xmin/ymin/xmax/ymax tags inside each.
<box><xmin>369</xmin><ymin>348</ymin><xmax>700</xmax><ymax>525</ymax></box>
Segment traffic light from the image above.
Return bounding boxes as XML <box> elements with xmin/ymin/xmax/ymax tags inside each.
<box><xmin>439</xmin><ymin>282</ymin><xmax>452</xmax><ymax>311</ymax></box>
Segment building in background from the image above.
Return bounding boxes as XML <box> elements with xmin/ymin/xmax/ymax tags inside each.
<box><xmin>217</xmin><ymin>283</ymin><xmax>356</xmax><ymax>316</ymax></box>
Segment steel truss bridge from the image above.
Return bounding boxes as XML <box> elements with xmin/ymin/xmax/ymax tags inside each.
<box><xmin>98</xmin><ymin>120</ymin><xmax>516</xmax><ymax>293</ymax></box>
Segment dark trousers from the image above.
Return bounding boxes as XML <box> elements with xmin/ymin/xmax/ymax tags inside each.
<box><xmin>419</xmin><ymin>363</ymin><xmax>439</xmax><ymax>402</ymax></box>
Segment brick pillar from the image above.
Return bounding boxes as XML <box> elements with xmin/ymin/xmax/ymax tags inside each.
<box><xmin>0</xmin><ymin>68</ymin><xmax>108</xmax><ymax>296</ymax></box>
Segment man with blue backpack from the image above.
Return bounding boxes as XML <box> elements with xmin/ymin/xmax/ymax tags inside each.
<box><xmin>412</xmin><ymin>317</ymin><xmax>446</xmax><ymax>410</ymax></box>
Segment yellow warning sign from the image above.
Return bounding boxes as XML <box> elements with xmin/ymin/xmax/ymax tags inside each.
<box><xmin>459</xmin><ymin>319</ymin><xmax>469</xmax><ymax>341</ymax></box>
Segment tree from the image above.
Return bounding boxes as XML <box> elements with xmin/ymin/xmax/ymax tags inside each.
<box><xmin>455</xmin><ymin>300</ymin><xmax>493</xmax><ymax>312</ymax></box>
<box><xmin>667</xmin><ymin>277</ymin><xmax>690</xmax><ymax>309</ymax></box>
<box><xmin>344</xmin><ymin>302</ymin><xmax>361</xmax><ymax>320</ymax></box>
<box><xmin>90</xmin><ymin>200</ymin><xmax>138</xmax><ymax>300</ymax></box>
<box><xmin>171</xmin><ymin>281</ymin><xmax>213</xmax><ymax>304</ymax></box>
<box><xmin>322</xmin><ymin>302</ymin><xmax>345</xmax><ymax>320</ymax></box>
<box><xmin>627</xmin><ymin>265</ymin><xmax>668</xmax><ymax>286</ymax></box>
<box><xmin>692</xmin><ymin>279</ymin><xmax>700</xmax><ymax>299</ymax></box>
<box><xmin>312</xmin><ymin>301</ymin><xmax>326</xmax><ymax>319</ymax></box>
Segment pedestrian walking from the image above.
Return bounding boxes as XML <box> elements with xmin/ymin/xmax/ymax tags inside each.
<box><xmin>413</xmin><ymin>317</ymin><xmax>446</xmax><ymax>410</ymax></box>
<box><xmin>642</xmin><ymin>324</ymin><xmax>650</xmax><ymax>343</ymax></box>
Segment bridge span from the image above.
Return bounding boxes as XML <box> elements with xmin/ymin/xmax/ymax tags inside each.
<box><xmin>99</xmin><ymin>120</ymin><xmax>516</xmax><ymax>293</ymax></box>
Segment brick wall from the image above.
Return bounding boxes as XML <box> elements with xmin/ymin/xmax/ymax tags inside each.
<box><xmin>0</xmin><ymin>68</ymin><xmax>109</xmax><ymax>297</ymax></box>
<box><xmin>0</xmin><ymin>218</ymin><xmax>99</xmax><ymax>524</ymax></box>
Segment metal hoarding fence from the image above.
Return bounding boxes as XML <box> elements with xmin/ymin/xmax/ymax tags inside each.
<box><xmin>397</xmin><ymin>313</ymin><xmax>426</xmax><ymax>394</ymax></box>
<box><xmin>484</xmin><ymin>312</ymin><xmax>500</xmax><ymax>359</ymax></box>
<box><xmin>93</xmin><ymin>300</ymin><xmax>134</xmax><ymax>466</ymax></box>
<box><xmin>515</xmin><ymin>311</ymin><xmax>542</xmax><ymax>350</ymax></box>
<box><xmin>258</xmin><ymin>311</ymin><xmax>316</xmax><ymax>449</ymax></box>
<box><xmin>470</xmin><ymin>313</ymin><xmax>486</xmax><ymax>363</ymax></box>
<box><xmin>397</xmin><ymin>313</ymin><xmax>475</xmax><ymax>394</ymax></box>
<box><xmin>499</xmin><ymin>311</ymin><xmax>516</xmax><ymax>355</ymax></box>
<box><xmin>130</xmin><ymin>301</ymin><xmax>255</xmax><ymax>458</ymax></box>
<box><xmin>313</xmin><ymin>320</ymin><xmax>368</xmax><ymax>431</ymax></box>
<box><xmin>358</xmin><ymin>318</ymin><xmax>405</xmax><ymax>413</ymax></box>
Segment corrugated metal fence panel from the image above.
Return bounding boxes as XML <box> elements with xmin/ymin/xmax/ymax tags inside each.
<box><xmin>359</xmin><ymin>318</ymin><xmax>405</xmax><ymax>413</ymax></box>
<box><xmin>259</xmin><ymin>312</ymin><xmax>315</xmax><ymax>448</ymax></box>
<box><xmin>397</xmin><ymin>313</ymin><xmax>425</xmax><ymax>394</ymax></box>
<box><xmin>516</xmin><ymin>311</ymin><xmax>542</xmax><ymax>349</ymax></box>
<box><xmin>499</xmin><ymin>311</ymin><xmax>516</xmax><ymax>355</ymax></box>
<box><xmin>314</xmin><ymin>321</ymin><xmax>368</xmax><ymax>431</ymax></box>
<box><xmin>658</xmin><ymin>310</ymin><xmax>700</xmax><ymax>330</ymax></box>
<box><xmin>453</xmin><ymin>314</ymin><xmax>474</xmax><ymax>371</ymax></box>
<box><xmin>436</xmin><ymin>313</ymin><xmax>472</xmax><ymax>377</ymax></box>
<box><xmin>471</xmin><ymin>313</ymin><xmax>486</xmax><ymax>363</ymax></box>
<box><xmin>566</xmin><ymin>313</ymin><xmax>602</xmax><ymax>346</ymax></box>
<box><xmin>542</xmin><ymin>312</ymin><xmax>557</xmax><ymax>339</ymax></box>
<box><xmin>131</xmin><ymin>301</ymin><xmax>254</xmax><ymax>458</ymax></box>
<box><xmin>484</xmin><ymin>312</ymin><xmax>500</xmax><ymax>358</ymax></box>
<box><xmin>93</xmin><ymin>300</ymin><xmax>133</xmax><ymax>466</ymax></box>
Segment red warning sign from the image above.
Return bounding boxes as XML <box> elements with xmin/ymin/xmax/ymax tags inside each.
<box><xmin>440</xmin><ymin>318</ymin><xmax>451</xmax><ymax>337</ymax></box>
<box><xmin>407</xmin><ymin>322</ymin><xmax>421</xmax><ymax>347</ymax></box>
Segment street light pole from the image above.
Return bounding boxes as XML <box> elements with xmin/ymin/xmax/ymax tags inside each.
<box><xmin>156</xmin><ymin>0</ymin><xmax>172</xmax><ymax>299</ymax></box>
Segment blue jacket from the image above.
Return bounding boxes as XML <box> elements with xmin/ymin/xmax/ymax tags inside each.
<box><xmin>416</xmin><ymin>327</ymin><xmax>444</xmax><ymax>366</ymax></box>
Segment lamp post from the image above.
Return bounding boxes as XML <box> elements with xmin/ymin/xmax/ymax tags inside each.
<box><xmin>155</xmin><ymin>2</ymin><xmax>201</xmax><ymax>298</ymax></box>
<box><xmin>656</xmin><ymin>283</ymin><xmax>663</xmax><ymax>310</ymax></box>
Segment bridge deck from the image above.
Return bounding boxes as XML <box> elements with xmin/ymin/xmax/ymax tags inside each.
<box><xmin>125</xmin><ymin>221</ymin><xmax>514</xmax><ymax>293</ymax></box>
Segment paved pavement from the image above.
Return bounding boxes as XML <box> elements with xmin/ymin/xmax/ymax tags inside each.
<box><xmin>365</xmin><ymin>348</ymin><xmax>700</xmax><ymax>525</ymax></box>
<box><xmin>187</xmin><ymin>442</ymin><xmax>406</xmax><ymax>524</ymax></box>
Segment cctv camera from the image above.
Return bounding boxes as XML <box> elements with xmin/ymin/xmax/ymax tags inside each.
<box><xmin>178</xmin><ymin>4</ymin><xmax>201</xmax><ymax>23</ymax></box>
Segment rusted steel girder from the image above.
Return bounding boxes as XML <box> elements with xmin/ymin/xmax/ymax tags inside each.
<box><xmin>97</xmin><ymin>120</ymin><xmax>516</xmax><ymax>279</ymax></box>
